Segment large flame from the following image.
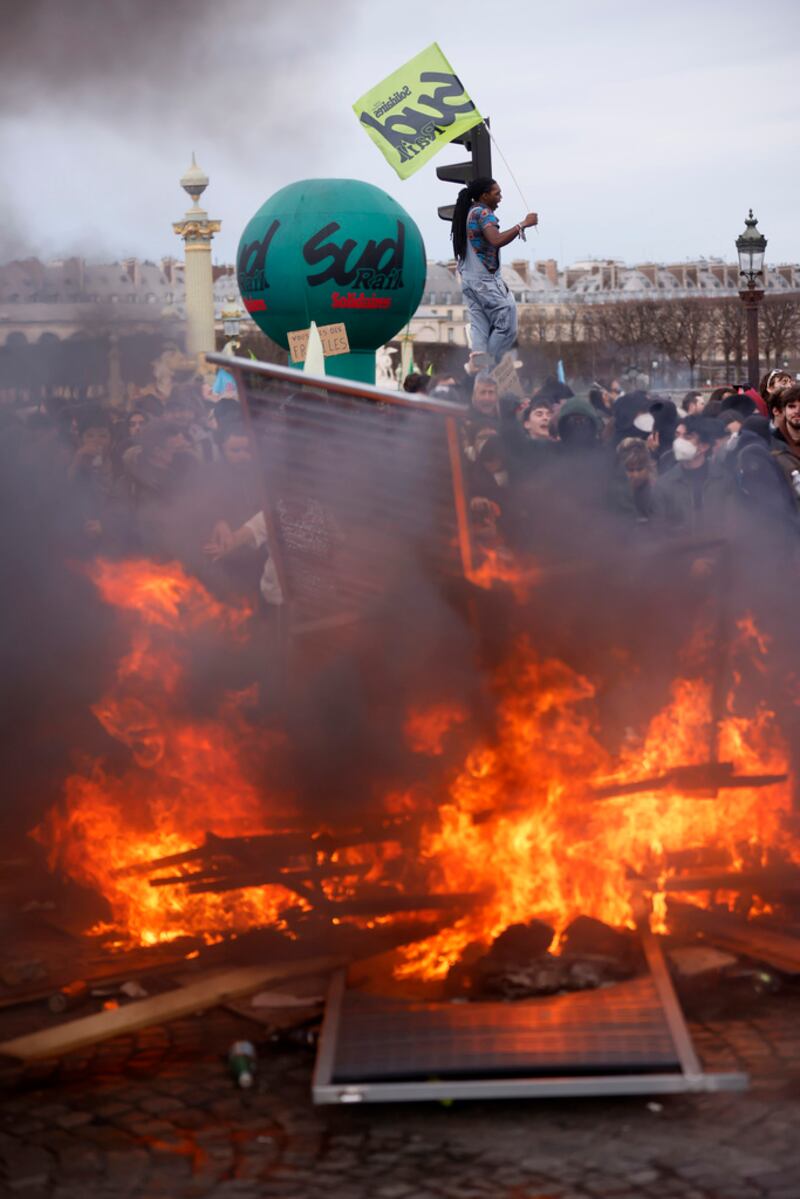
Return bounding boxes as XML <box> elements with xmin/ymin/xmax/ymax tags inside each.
<box><xmin>34</xmin><ymin>560</ymin><xmax>300</xmax><ymax>947</ymax></box>
<box><xmin>34</xmin><ymin>559</ymin><xmax>794</xmax><ymax>973</ymax></box>
<box><xmin>397</xmin><ymin>627</ymin><xmax>793</xmax><ymax>978</ymax></box>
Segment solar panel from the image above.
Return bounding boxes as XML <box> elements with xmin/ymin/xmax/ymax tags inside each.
<box><xmin>330</xmin><ymin>976</ymin><xmax>679</xmax><ymax>1083</ymax></box>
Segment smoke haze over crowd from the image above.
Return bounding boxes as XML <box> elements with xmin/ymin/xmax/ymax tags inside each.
<box><xmin>1</xmin><ymin>0</ymin><xmax>799</xmax><ymax>266</ymax></box>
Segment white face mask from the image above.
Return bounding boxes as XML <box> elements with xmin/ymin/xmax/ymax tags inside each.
<box><xmin>673</xmin><ymin>436</ymin><xmax>698</xmax><ymax>463</ymax></box>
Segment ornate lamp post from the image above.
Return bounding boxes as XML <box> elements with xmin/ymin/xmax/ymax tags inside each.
<box><xmin>736</xmin><ymin>210</ymin><xmax>767</xmax><ymax>388</ymax></box>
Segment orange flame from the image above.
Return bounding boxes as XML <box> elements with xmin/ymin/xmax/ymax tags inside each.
<box><xmin>34</xmin><ymin>560</ymin><xmax>299</xmax><ymax>947</ymax></box>
<box><xmin>396</xmin><ymin>633</ymin><xmax>793</xmax><ymax>979</ymax></box>
<box><xmin>34</xmin><ymin>560</ymin><xmax>795</xmax><ymax>978</ymax></box>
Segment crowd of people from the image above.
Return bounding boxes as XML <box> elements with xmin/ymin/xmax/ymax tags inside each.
<box><xmin>0</xmin><ymin>362</ymin><xmax>271</xmax><ymax>605</ymax></box>
<box><xmin>403</xmin><ymin>364</ymin><xmax>800</xmax><ymax>559</ymax></box>
<box><xmin>1</xmin><ymin>352</ymin><xmax>798</xmax><ymax>622</ymax></box>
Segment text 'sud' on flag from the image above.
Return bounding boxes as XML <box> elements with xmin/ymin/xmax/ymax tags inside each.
<box><xmin>353</xmin><ymin>43</ymin><xmax>483</xmax><ymax>180</ymax></box>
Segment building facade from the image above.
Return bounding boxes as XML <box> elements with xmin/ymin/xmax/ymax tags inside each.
<box><xmin>409</xmin><ymin>256</ymin><xmax>800</xmax><ymax>350</ymax></box>
<box><xmin>2</xmin><ymin>252</ymin><xmax>798</xmax><ymax>396</ymax></box>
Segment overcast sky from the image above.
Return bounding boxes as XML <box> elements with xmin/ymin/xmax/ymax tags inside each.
<box><xmin>2</xmin><ymin>0</ymin><xmax>798</xmax><ymax>270</ymax></box>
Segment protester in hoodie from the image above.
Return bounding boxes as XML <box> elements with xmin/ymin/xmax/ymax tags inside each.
<box><xmin>506</xmin><ymin>398</ymin><xmax>608</xmax><ymax>557</ymax></box>
<box><xmin>610</xmin><ymin>390</ymin><xmax>650</xmax><ymax>446</ymax></box>
<box><xmin>728</xmin><ymin>415</ymin><xmax>798</xmax><ymax>529</ymax></box>
<box><xmin>654</xmin><ymin>415</ymin><xmax>730</xmax><ymax>534</ymax></box>
<box><xmin>550</xmin><ymin>398</ymin><xmax>612</xmax><ymax>507</ymax></box>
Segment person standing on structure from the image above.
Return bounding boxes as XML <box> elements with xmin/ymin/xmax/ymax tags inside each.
<box><xmin>451</xmin><ymin>178</ymin><xmax>537</xmax><ymax>370</ymax></box>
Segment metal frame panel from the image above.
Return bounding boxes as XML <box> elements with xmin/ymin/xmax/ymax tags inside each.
<box><xmin>206</xmin><ymin>353</ymin><xmax>477</xmax><ymax>626</ymax></box>
<box><xmin>207</xmin><ymin>357</ymin><xmax>749</xmax><ymax>1107</ymax></box>
<box><xmin>312</xmin><ymin>925</ymin><xmax>749</xmax><ymax>1107</ymax></box>
<box><xmin>204</xmin><ymin>354</ymin><xmax>468</xmax><ymax>418</ymax></box>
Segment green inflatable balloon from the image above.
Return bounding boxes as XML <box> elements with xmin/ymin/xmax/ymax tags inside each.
<box><xmin>237</xmin><ymin>179</ymin><xmax>426</xmax><ymax>384</ymax></box>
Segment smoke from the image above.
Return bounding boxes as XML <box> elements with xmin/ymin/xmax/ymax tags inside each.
<box><xmin>0</xmin><ymin>0</ymin><xmax>357</xmax><ymax>259</ymax></box>
<box><xmin>3</xmin><ymin>349</ymin><xmax>799</xmax><ymax>892</ymax></box>
<box><xmin>0</xmin><ymin>414</ymin><xmax>127</xmax><ymax>839</ymax></box>
<box><xmin>0</xmin><ymin>0</ymin><xmax>349</xmax><ymax>120</ymax></box>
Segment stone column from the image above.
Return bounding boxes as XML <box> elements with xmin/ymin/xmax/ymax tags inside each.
<box><xmin>172</xmin><ymin>155</ymin><xmax>221</xmax><ymax>360</ymax></box>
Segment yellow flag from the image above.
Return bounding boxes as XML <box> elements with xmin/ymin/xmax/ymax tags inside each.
<box><xmin>353</xmin><ymin>43</ymin><xmax>483</xmax><ymax>180</ymax></box>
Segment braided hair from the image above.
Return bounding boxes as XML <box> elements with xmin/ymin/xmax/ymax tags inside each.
<box><xmin>450</xmin><ymin>177</ymin><xmax>496</xmax><ymax>262</ymax></box>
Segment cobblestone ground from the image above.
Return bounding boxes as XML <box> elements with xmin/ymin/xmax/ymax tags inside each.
<box><xmin>0</xmin><ymin>994</ymin><xmax>799</xmax><ymax>1198</ymax></box>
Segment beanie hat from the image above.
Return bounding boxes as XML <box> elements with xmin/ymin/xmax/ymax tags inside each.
<box><xmin>740</xmin><ymin>414</ymin><xmax>771</xmax><ymax>444</ymax></box>
<box><xmin>650</xmin><ymin>398</ymin><xmax>678</xmax><ymax>435</ymax></box>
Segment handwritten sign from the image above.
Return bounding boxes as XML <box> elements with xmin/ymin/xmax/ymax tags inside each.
<box><xmin>287</xmin><ymin>322</ymin><xmax>350</xmax><ymax>363</ymax></box>
<box><xmin>491</xmin><ymin>354</ymin><xmax>524</xmax><ymax>399</ymax></box>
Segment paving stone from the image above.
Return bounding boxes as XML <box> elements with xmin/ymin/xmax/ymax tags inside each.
<box><xmin>80</xmin><ymin>1125</ymin><xmax>137</xmax><ymax>1152</ymax></box>
<box><xmin>0</xmin><ymin>1145</ymin><xmax>53</xmax><ymax>1191</ymax></box>
<box><xmin>92</xmin><ymin>1101</ymin><xmax>132</xmax><ymax>1119</ymax></box>
<box><xmin>56</xmin><ymin>1144</ymin><xmax>103</xmax><ymax>1178</ymax></box>
<box><xmin>33</xmin><ymin>1105</ymin><xmax>69</xmax><ymax>1121</ymax></box>
<box><xmin>55</xmin><ymin>1111</ymin><xmax>94</xmax><ymax>1130</ymax></box>
<box><xmin>171</xmin><ymin>1108</ymin><xmax>212</xmax><ymax>1131</ymax></box>
<box><xmin>138</xmin><ymin>1095</ymin><xmax>186</xmax><ymax>1115</ymax></box>
<box><xmin>627</xmin><ymin>1171</ymin><xmax>660</xmax><ymax>1185</ymax></box>
<box><xmin>8</xmin><ymin>1121</ymin><xmax>45</xmax><ymax>1138</ymax></box>
<box><xmin>0</xmin><ymin>999</ymin><xmax>799</xmax><ymax>1199</ymax></box>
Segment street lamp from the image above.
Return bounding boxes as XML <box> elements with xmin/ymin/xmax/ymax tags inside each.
<box><xmin>736</xmin><ymin>210</ymin><xmax>767</xmax><ymax>388</ymax></box>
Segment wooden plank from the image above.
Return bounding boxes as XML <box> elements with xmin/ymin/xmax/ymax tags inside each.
<box><xmin>667</xmin><ymin>901</ymin><xmax>800</xmax><ymax>974</ymax></box>
<box><xmin>0</xmin><ymin>949</ymin><xmax>190</xmax><ymax>1013</ymax></box>
<box><xmin>664</xmin><ymin>868</ymin><xmax>800</xmax><ymax>897</ymax></box>
<box><xmin>0</xmin><ymin>956</ymin><xmax>344</xmax><ymax>1063</ymax></box>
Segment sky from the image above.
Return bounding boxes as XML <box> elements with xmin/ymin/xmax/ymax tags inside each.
<box><xmin>1</xmin><ymin>0</ymin><xmax>799</xmax><ymax>270</ymax></box>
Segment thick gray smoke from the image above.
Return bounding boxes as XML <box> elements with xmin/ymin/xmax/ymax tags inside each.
<box><xmin>0</xmin><ymin>0</ymin><xmax>356</xmax><ymax>259</ymax></box>
<box><xmin>0</xmin><ymin>0</ymin><xmax>349</xmax><ymax>117</ymax></box>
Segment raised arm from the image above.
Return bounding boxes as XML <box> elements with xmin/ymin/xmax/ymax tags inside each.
<box><xmin>481</xmin><ymin>211</ymin><xmax>538</xmax><ymax>250</ymax></box>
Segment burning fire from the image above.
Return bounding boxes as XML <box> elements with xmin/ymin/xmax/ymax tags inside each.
<box><xmin>35</xmin><ymin>560</ymin><xmax>299</xmax><ymax>948</ymax></box>
<box><xmin>397</xmin><ymin>627</ymin><xmax>793</xmax><ymax>978</ymax></box>
<box><xmin>34</xmin><ymin>559</ymin><xmax>795</xmax><ymax>974</ymax></box>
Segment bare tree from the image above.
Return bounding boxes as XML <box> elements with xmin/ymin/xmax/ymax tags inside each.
<box><xmin>759</xmin><ymin>296</ymin><xmax>800</xmax><ymax>365</ymax></box>
<box><xmin>652</xmin><ymin>299</ymin><xmax>715</xmax><ymax>385</ymax></box>
<box><xmin>518</xmin><ymin>304</ymin><xmax>554</xmax><ymax>348</ymax></box>
<box><xmin>711</xmin><ymin>299</ymin><xmax>745</xmax><ymax>380</ymax></box>
<box><xmin>561</xmin><ymin>302</ymin><xmax>582</xmax><ymax>345</ymax></box>
<box><xmin>592</xmin><ymin>300</ymin><xmax>661</xmax><ymax>369</ymax></box>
